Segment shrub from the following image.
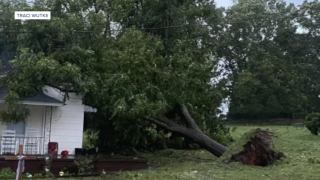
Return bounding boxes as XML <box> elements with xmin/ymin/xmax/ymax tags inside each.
<box><xmin>74</xmin><ymin>155</ymin><xmax>95</xmax><ymax>174</ymax></box>
<box><xmin>0</xmin><ymin>168</ymin><xmax>15</xmax><ymax>179</ymax></box>
<box><xmin>62</xmin><ymin>165</ymin><xmax>78</xmax><ymax>175</ymax></box>
<box><xmin>305</xmin><ymin>113</ymin><xmax>320</xmax><ymax>135</ymax></box>
<box><xmin>33</xmin><ymin>173</ymin><xmax>43</xmax><ymax>178</ymax></box>
<box><xmin>83</xmin><ymin>129</ymin><xmax>100</xmax><ymax>149</ymax></box>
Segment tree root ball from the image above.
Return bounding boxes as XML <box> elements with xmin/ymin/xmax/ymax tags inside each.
<box><xmin>222</xmin><ymin>128</ymin><xmax>285</xmax><ymax>166</ymax></box>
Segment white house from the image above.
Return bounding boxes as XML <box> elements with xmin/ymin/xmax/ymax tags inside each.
<box><xmin>0</xmin><ymin>49</ymin><xmax>95</xmax><ymax>156</ymax></box>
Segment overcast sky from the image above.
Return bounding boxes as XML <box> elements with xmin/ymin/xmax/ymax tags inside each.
<box><xmin>215</xmin><ymin>0</ymin><xmax>309</xmax><ymax>8</ymax></box>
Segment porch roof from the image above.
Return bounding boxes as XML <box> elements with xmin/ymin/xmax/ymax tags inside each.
<box><xmin>0</xmin><ymin>88</ymin><xmax>64</xmax><ymax>106</ymax></box>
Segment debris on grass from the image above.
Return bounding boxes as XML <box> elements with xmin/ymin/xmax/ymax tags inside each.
<box><xmin>220</xmin><ymin>128</ymin><xmax>285</xmax><ymax>166</ymax></box>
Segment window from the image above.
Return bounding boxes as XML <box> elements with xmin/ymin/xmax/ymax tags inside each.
<box><xmin>6</xmin><ymin>122</ymin><xmax>25</xmax><ymax>135</ymax></box>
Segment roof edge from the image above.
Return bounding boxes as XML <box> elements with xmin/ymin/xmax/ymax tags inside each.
<box><xmin>0</xmin><ymin>100</ymin><xmax>64</xmax><ymax>106</ymax></box>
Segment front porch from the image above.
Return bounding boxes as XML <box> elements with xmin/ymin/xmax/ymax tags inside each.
<box><xmin>0</xmin><ymin>155</ymin><xmax>148</xmax><ymax>174</ymax></box>
<box><xmin>0</xmin><ymin>134</ymin><xmax>44</xmax><ymax>155</ymax></box>
<box><xmin>0</xmin><ymin>104</ymin><xmax>54</xmax><ymax>156</ymax></box>
<box><xmin>0</xmin><ymin>86</ymin><xmax>88</xmax><ymax>156</ymax></box>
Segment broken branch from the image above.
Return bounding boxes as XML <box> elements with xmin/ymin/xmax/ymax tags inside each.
<box><xmin>178</xmin><ymin>103</ymin><xmax>201</xmax><ymax>131</ymax></box>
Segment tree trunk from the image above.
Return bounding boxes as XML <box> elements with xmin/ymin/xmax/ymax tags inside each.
<box><xmin>173</xmin><ymin>127</ymin><xmax>227</xmax><ymax>157</ymax></box>
<box><xmin>144</xmin><ymin>103</ymin><xmax>227</xmax><ymax>157</ymax></box>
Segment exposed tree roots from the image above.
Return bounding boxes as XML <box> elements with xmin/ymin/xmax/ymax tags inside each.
<box><xmin>228</xmin><ymin>128</ymin><xmax>285</xmax><ymax>166</ymax></box>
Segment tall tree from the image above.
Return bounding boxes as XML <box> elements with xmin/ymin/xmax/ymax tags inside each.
<box><xmin>219</xmin><ymin>0</ymin><xmax>306</xmax><ymax>119</ymax></box>
<box><xmin>0</xmin><ymin>0</ymin><xmax>229</xmax><ymax>157</ymax></box>
<box><xmin>288</xmin><ymin>0</ymin><xmax>320</xmax><ymax>111</ymax></box>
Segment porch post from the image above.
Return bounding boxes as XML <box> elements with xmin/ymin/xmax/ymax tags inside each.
<box><xmin>43</xmin><ymin>106</ymin><xmax>52</xmax><ymax>154</ymax></box>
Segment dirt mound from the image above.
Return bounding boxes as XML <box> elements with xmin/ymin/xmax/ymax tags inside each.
<box><xmin>221</xmin><ymin>128</ymin><xmax>285</xmax><ymax>166</ymax></box>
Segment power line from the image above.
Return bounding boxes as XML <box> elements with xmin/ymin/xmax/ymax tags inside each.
<box><xmin>0</xmin><ymin>7</ymin><xmax>313</xmax><ymax>34</ymax></box>
<box><xmin>0</xmin><ymin>24</ymin><xmax>214</xmax><ymax>33</ymax></box>
<box><xmin>0</xmin><ymin>20</ymin><xmax>307</xmax><ymax>34</ymax></box>
<box><xmin>0</xmin><ymin>32</ymin><xmax>214</xmax><ymax>51</ymax></box>
<box><xmin>0</xmin><ymin>12</ymin><xmax>311</xmax><ymax>33</ymax></box>
<box><xmin>0</xmin><ymin>16</ymin><xmax>300</xmax><ymax>31</ymax></box>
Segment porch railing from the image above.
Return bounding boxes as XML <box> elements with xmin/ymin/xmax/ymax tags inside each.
<box><xmin>0</xmin><ymin>136</ymin><xmax>44</xmax><ymax>155</ymax></box>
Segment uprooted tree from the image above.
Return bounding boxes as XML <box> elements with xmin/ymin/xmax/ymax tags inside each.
<box><xmin>143</xmin><ymin>104</ymin><xmax>227</xmax><ymax>157</ymax></box>
<box><xmin>2</xmin><ymin>28</ymin><xmax>229</xmax><ymax>157</ymax></box>
<box><xmin>0</xmin><ymin>0</ymin><xmax>231</xmax><ymax>157</ymax></box>
<box><xmin>0</xmin><ymin>0</ymin><xmax>286</xmax><ymax>163</ymax></box>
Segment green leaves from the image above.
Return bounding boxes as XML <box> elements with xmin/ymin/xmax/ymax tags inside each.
<box><xmin>10</xmin><ymin>48</ymin><xmax>82</xmax><ymax>88</ymax></box>
<box><xmin>1</xmin><ymin>0</ymin><xmax>224</xmax><ymax>122</ymax></box>
<box><xmin>0</xmin><ymin>104</ymin><xmax>30</xmax><ymax>123</ymax></box>
<box><xmin>222</xmin><ymin>0</ymin><xmax>317</xmax><ymax>119</ymax></box>
<box><xmin>0</xmin><ymin>0</ymin><xmax>230</xmax><ymax>150</ymax></box>
<box><xmin>91</xmin><ymin>28</ymin><xmax>220</xmax><ymax>121</ymax></box>
<box><xmin>305</xmin><ymin>113</ymin><xmax>320</xmax><ymax>136</ymax></box>
<box><xmin>100</xmin><ymin>30</ymin><xmax>168</xmax><ymax>119</ymax></box>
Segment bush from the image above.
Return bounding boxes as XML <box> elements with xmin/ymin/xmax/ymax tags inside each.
<box><xmin>83</xmin><ymin>129</ymin><xmax>100</xmax><ymax>149</ymax></box>
<box><xmin>0</xmin><ymin>168</ymin><xmax>15</xmax><ymax>179</ymax></box>
<box><xmin>74</xmin><ymin>155</ymin><xmax>95</xmax><ymax>174</ymax></box>
<box><xmin>305</xmin><ymin>113</ymin><xmax>320</xmax><ymax>135</ymax></box>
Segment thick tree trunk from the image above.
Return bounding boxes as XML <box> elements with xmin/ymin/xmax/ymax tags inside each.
<box><xmin>144</xmin><ymin>103</ymin><xmax>227</xmax><ymax>157</ymax></box>
<box><xmin>174</xmin><ymin>127</ymin><xmax>227</xmax><ymax>157</ymax></box>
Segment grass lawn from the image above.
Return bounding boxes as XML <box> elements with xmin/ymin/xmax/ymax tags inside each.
<box><xmin>36</xmin><ymin>125</ymin><xmax>320</xmax><ymax>180</ymax></box>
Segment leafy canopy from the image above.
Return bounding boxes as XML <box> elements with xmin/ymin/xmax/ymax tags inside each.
<box><xmin>0</xmin><ymin>0</ymin><xmax>224</xmax><ymax>131</ymax></box>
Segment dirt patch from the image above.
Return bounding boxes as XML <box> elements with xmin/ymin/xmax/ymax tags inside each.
<box><xmin>221</xmin><ymin>128</ymin><xmax>285</xmax><ymax>166</ymax></box>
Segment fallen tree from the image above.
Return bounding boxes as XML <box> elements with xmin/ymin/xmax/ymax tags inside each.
<box><xmin>144</xmin><ymin>104</ymin><xmax>285</xmax><ymax>166</ymax></box>
<box><xmin>144</xmin><ymin>103</ymin><xmax>228</xmax><ymax>157</ymax></box>
<box><xmin>2</xmin><ymin>7</ymin><xmax>284</xmax><ymax>164</ymax></box>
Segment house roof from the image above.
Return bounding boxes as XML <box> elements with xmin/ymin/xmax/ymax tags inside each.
<box><xmin>0</xmin><ymin>49</ymin><xmax>64</xmax><ymax>106</ymax></box>
<box><xmin>0</xmin><ymin>88</ymin><xmax>64</xmax><ymax>106</ymax></box>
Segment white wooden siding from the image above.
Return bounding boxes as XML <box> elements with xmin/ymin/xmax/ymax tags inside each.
<box><xmin>26</xmin><ymin>105</ymin><xmax>44</xmax><ymax>135</ymax></box>
<box><xmin>43</xmin><ymin>86</ymin><xmax>84</xmax><ymax>155</ymax></box>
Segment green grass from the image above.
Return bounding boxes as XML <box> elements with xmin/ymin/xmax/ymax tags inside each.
<box><xmin>22</xmin><ymin>126</ymin><xmax>320</xmax><ymax>180</ymax></box>
<box><xmin>107</xmin><ymin>125</ymin><xmax>320</xmax><ymax>180</ymax></box>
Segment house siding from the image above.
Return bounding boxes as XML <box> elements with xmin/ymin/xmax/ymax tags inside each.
<box><xmin>27</xmin><ymin>105</ymin><xmax>44</xmax><ymax>135</ymax></box>
<box><xmin>43</xmin><ymin>86</ymin><xmax>84</xmax><ymax>155</ymax></box>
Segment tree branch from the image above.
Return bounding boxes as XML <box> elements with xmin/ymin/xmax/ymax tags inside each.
<box><xmin>143</xmin><ymin>117</ymin><xmax>170</xmax><ymax>129</ymax></box>
<box><xmin>62</xmin><ymin>3</ymin><xmax>70</xmax><ymax>12</ymax></box>
<box><xmin>143</xmin><ymin>116</ymin><xmax>187</xmax><ymax>133</ymax></box>
<box><xmin>46</xmin><ymin>84</ymin><xmax>64</xmax><ymax>91</ymax></box>
<box><xmin>178</xmin><ymin>103</ymin><xmax>201</xmax><ymax>131</ymax></box>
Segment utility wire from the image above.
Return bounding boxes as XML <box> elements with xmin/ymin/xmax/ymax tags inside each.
<box><xmin>0</xmin><ymin>12</ymin><xmax>312</xmax><ymax>34</ymax></box>
<box><xmin>0</xmin><ymin>24</ymin><xmax>220</xmax><ymax>31</ymax></box>
<box><xmin>0</xmin><ymin>22</ymin><xmax>307</xmax><ymax>34</ymax></box>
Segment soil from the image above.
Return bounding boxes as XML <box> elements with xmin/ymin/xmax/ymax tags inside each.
<box><xmin>223</xmin><ymin>128</ymin><xmax>285</xmax><ymax>166</ymax></box>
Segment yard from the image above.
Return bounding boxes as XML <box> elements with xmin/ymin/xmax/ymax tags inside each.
<box><xmin>37</xmin><ymin>125</ymin><xmax>320</xmax><ymax>180</ymax></box>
